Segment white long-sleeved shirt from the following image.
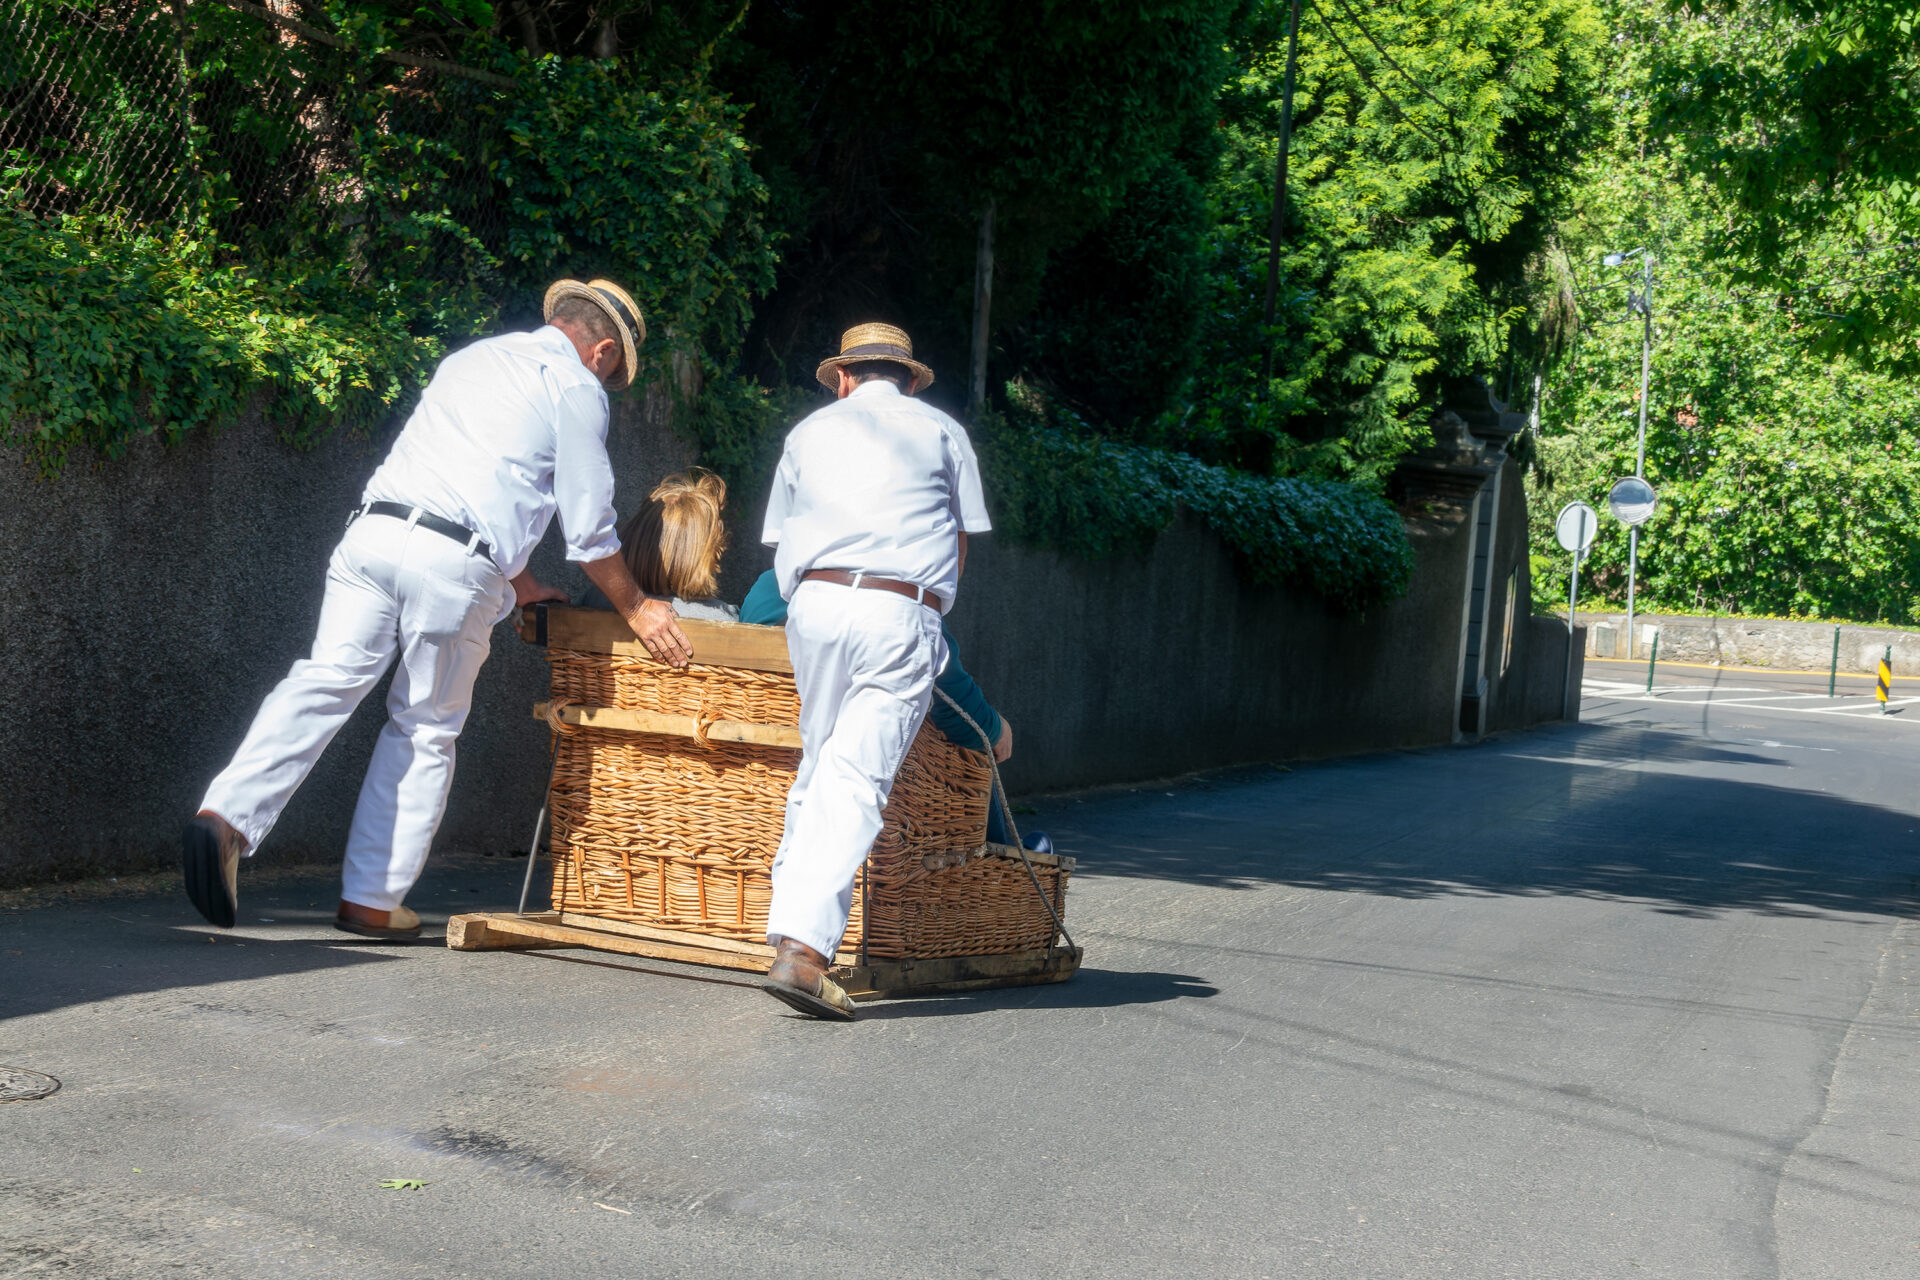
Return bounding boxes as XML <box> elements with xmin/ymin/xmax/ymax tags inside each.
<box><xmin>762</xmin><ymin>380</ymin><xmax>992</xmax><ymax>612</ymax></box>
<box><xmin>362</xmin><ymin>326</ymin><xmax>620</xmax><ymax>580</ymax></box>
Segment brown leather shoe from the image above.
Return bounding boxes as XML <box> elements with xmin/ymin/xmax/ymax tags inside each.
<box><xmin>182</xmin><ymin>811</ymin><xmax>247</xmax><ymax>929</ymax></box>
<box><xmin>334</xmin><ymin>900</ymin><xmax>422</xmax><ymax>940</ymax></box>
<box><xmin>762</xmin><ymin>936</ymin><xmax>856</xmax><ymax>1021</ymax></box>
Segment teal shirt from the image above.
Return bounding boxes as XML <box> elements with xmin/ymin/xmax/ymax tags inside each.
<box><xmin>739</xmin><ymin>570</ymin><xmax>1002</xmax><ymax>751</ymax></box>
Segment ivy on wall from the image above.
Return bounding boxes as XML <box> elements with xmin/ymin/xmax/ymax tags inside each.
<box><xmin>0</xmin><ymin>212</ymin><xmax>446</xmax><ymax>474</ymax></box>
<box><xmin>687</xmin><ymin>376</ymin><xmax>1415</xmax><ymax>614</ymax></box>
<box><xmin>0</xmin><ymin>9</ymin><xmax>775</xmax><ymax>476</ymax></box>
<box><xmin>979</xmin><ymin>397</ymin><xmax>1415</xmax><ymax>614</ymax></box>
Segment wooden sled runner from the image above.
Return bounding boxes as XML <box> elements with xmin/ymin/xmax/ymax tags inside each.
<box><xmin>447</xmin><ymin>605</ymin><xmax>1080</xmax><ymax>1001</ymax></box>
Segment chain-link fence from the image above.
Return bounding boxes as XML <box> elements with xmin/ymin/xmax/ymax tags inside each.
<box><xmin>1</xmin><ymin>0</ymin><xmax>512</xmax><ymax>266</ymax></box>
<box><xmin>1</xmin><ymin>0</ymin><xmax>197</xmax><ymax>225</ymax></box>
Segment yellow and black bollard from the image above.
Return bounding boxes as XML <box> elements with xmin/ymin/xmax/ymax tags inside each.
<box><xmin>1877</xmin><ymin>646</ymin><xmax>1892</xmax><ymax>715</ymax></box>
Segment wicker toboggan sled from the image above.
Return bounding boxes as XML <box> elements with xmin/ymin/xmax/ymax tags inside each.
<box><xmin>447</xmin><ymin>605</ymin><xmax>1079</xmax><ymax>1000</ymax></box>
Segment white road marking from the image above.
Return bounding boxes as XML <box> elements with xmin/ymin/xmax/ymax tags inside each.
<box><xmin>1582</xmin><ymin>682</ymin><xmax>1920</xmax><ymax>724</ymax></box>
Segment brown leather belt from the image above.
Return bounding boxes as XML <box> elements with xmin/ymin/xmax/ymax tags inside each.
<box><xmin>801</xmin><ymin>569</ymin><xmax>944</xmax><ymax>612</ymax></box>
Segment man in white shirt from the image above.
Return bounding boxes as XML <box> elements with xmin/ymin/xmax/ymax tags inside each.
<box><xmin>182</xmin><ymin>279</ymin><xmax>692</xmax><ymax>940</ymax></box>
<box><xmin>759</xmin><ymin>323</ymin><xmax>993</xmax><ymax>1020</ymax></box>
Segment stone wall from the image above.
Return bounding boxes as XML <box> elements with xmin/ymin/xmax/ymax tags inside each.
<box><xmin>2</xmin><ymin>403</ymin><xmax>1572</xmax><ymax>886</ymax></box>
<box><xmin>1580</xmin><ymin>611</ymin><xmax>1920</xmax><ymax>675</ymax></box>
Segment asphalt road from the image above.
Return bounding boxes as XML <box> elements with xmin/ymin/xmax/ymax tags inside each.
<box><xmin>1587</xmin><ymin>655</ymin><xmax>1917</xmax><ymax>705</ymax></box>
<box><xmin>5</xmin><ymin>689</ymin><xmax>1918</xmax><ymax>1279</ymax></box>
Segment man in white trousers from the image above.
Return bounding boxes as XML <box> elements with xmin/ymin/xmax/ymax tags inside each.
<box><xmin>759</xmin><ymin>323</ymin><xmax>992</xmax><ymax>1020</ymax></box>
<box><xmin>182</xmin><ymin>279</ymin><xmax>692</xmax><ymax>940</ymax></box>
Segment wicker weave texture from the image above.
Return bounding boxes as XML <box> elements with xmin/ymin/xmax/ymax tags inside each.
<box><xmin>544</xmin><ymin>644</ymin><xmax>1065</xmax><ymax>959</ymax></box>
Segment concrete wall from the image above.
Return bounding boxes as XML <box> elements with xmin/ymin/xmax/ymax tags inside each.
<box><xmin>951</xmin><ymin>514</ymin><xmax>1470</xmax><ymax>791</ymax></box>
<box><xmin>2</xmin><ymin>395</ymin><xmax>697</xmax><ymax>887</ymax></box>
<box><xmin>1</xmin><ymin>412</ymin><xmax>1570</xmax><ymax>886</ymax></box>
<box><xmin>1580</xmin><ymin>611</ymin><xmax>1920</xmax><ymax>675</ymax></box>
<box><xmin>1481</xmin><ymin>464</ymin><xmax>1584</xmax><ymax>735</ymax></box>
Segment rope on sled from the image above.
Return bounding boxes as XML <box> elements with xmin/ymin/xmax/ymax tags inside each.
<box><xmin>932</xmin><ymin>686</ymin><xmax>1076</xmax><ymax>953</ymax></box>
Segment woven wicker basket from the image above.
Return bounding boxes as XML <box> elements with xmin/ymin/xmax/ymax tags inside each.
<box><xmin>535</xmin><ymin>611</ymin><xmax>1068</xmax><ymax>962</ymax></box>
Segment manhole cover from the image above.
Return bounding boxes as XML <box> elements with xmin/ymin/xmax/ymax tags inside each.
<box><xmin>0</xmin><ymin>1066</ymin><xmax>61</xmax><ymax>1102</ymax></box>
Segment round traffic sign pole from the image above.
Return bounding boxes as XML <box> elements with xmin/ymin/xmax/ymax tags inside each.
<box><xmin>1608</xmin><ymin>477</ymin><xmax>1658</xmax><ymax>656</ymax></box>
<box><xmin>1555</xmin><ymin>501</ymin><xmax>1598</xmax><ymax>720</ymax></box>
<box><xmin>1555</xmin><ymin>501</ymin><xmax>1598</xmax><ymax>554</ymax></box>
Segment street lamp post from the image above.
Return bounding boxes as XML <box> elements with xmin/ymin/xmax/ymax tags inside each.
<box><xmin>1605</xmin><ymin>248</ymin><xmax>1654</xmax><ymax>654</ymax></box>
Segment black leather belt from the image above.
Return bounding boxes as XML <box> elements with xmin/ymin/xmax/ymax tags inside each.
<box><xmin>351</xmin><ymin>501</ymin><xmax>493</xmax><ymax>563</ymax></box>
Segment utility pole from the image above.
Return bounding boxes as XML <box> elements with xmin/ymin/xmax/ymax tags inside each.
<box><xmin>1626</xmin><ymin>251</ymin><xmax>1652</xmax><ymax>652</ymax></box>
<box><xmin>1259</xmin><ymin>0</ymin><xmax>1303</xmax><ymax>389</ymax></box>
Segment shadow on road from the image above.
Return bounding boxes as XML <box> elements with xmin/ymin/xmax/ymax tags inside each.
<box><xmin>0</xmin><ymin>922</ymin><xmax>410</xmax><ymax>1025</ymax></box>
<box><xmin>0</xmin><ymin>854</ymin><xmax>524</xmax><ymax>1025</ymax></box>
<box><xmin>1046</xmin><ymin>721</ymin><xmax>1920</xmax><ymax>922</ymax></box>
<box><xmin>854</xmin><ymin>968</ymin><xmax>1219</xmax><ymax>1019</ymax></box>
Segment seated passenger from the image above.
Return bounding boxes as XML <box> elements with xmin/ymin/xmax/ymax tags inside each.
<box><xmin>741</xmin><ymin>567</ymin><xmax>1024</xmax><ymax>844</ymax></box>
<box><xmin>581</xmin><ymin>470</ymin><xmax>739</xmax><ymax>621</ymax></box>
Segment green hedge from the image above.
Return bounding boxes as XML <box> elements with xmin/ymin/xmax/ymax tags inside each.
<box><xmin>688</xmin><ymin>376</ymin><xmax>1414</xmax><ymax>613</ymax></box>
<box><xmin>1</xmin><ymin>26</ymin><xmax>774</xmax><ymax>475</ymax></box>
<box><xmin>0</xmin><ymin>212</ymin><xmax>447</xmax><ymax>473</ymax></box>
<box><xmin>978</xmin><ymin>413</ymin><xmax>1414</xmax><ymax>613</ymax></box>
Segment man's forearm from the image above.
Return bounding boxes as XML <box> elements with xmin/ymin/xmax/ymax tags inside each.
<box><xmin>583</xmin><ymin>554</ymin><xmax>645</xmax><ymax>614</ymax></box>
<box><xmin>957</xmin><ymin>531</ymin><xmax>968</xmax><ymax>581</ymax></box>
<box><xmin>583</xmin><ymin>553</ymin><xmax>693</xmax><ymax>667</ymax></box>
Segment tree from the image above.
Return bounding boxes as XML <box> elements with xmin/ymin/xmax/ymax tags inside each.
<box><xmin>1647</xmin><ymin>0</ymin><xmax>1920</xmax><ymax>362</ymax></box>
<box><xmin>1528</xmin><ymin>0</ymin><xmax>1920</xmax><ymax>623</ymax></box>
<box><xmin>706</xmin><ymin>0</ymin><xmax>1237</xmax><ymax>407</ymax></box>
<box><xmin>1177</xmin><ymin>0</ymin><xmax>1607</xmax><ymax>482</ymax></box>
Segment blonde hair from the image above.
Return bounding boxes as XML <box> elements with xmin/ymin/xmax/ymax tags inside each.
<box><xmin>620</xmin><ymin>469</ymin><xmax>729</xmax><ymax>600</ymax></box>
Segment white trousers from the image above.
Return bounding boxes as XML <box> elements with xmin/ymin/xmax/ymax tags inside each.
<box><xmin>766</xmin><ymin>580</ymin><xmax>946</xmax><ymax>958</ymax></box>
<box><xmin>201</xmin><ymin>514</ymin><xmax>511</xmax><ymax>911</ymax></box>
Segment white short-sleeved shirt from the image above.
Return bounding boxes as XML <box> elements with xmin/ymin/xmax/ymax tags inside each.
<box><xmin>361</xmin><ymin>326</ymin><xmax>620</xmax><ymax>581</ymax></box>
<box><xmin>762</xmin><ymin>381</ymin><xmax>991</xmax><ymax>612</ymax></box>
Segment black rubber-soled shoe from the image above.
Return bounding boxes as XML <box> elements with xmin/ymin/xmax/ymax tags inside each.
<box><xmin>181</xmin><ymin>816</ymin><xmax>238</xmax><ymax>929</ymax></box>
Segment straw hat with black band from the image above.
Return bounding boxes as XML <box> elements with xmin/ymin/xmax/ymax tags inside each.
<box><xmin>544</xmin><ymin>278</ymin><xmax>647</xmax><ymax>391</ymax></box>
<box><xmin>814</xmin><ymin>322</ymin><xmax>935</xmax><ymax>392</ymax></box>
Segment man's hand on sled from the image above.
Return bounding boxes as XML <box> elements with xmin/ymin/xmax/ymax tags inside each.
<box><xmin>994</xmin><ymin>717</ymin><xmax>1014</xmax><ymax>763</ymax></box>
<box><xmin>510</xmin><ymin>570</ymin><xmax>569</xmax><ymax>608</ymax></box>
<box><xmin>630</xmin><ymin>596</ymin><xmax>693</xmax><ymax>668</ymax></box>
<box><xmin>582</xmin><ymin>554</ymin><xmax>694</xmax><ymax>666</ymax></box>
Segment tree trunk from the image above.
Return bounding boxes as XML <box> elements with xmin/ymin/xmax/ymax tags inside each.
<box><xmin>969</xmin><ymin>198</ymin><xmax>995</xmax><ymax>418</ymax></box>
<box><xmin>515</xmin><ymin>1</ymin><xmax>543</xmax><ymax>56</ymax></box>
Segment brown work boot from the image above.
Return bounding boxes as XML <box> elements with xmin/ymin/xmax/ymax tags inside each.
<box><xmin>763</xmin><ymin>936</ymin><xmax>856</xmax><ymax>1021</ymax></box>
<box><xmin>335</xmin><ymin>900</ymin><xmax>422</xmax><ymax>940</ymax></box>
<box><xmin>182</xmin><ymin>811</ymin><xmax>247</xmax><ymax>929</ymax></box>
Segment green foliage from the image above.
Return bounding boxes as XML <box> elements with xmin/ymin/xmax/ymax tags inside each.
<box><xmin>1016</xmin><ymin>150</ymin><xmax>1214</xmax><ymax>435</ymax></box>
<box><xmin>495</xmin><ymin>56</ymin><xmax>775</xmax><ymax>364</ymax></box>
<box><xmin>1644</xmin><ymin>0</ymin><xmax>1920</xmax><ymax>364</ymax></box>
<box><xmin>1181</xmin><ymin>0</ymin><xmax>1605</xmax><ymax>481</ymax></box>
<box><xmin>0</xmin><ymin>212</ymin><xmax>446</xmax><ymax>474</ymax></box>
<box><xmin>980</xmin><ymin>389</ymin><xmax>1414</xmax><ymax>612</ymax></box>
<box><xmin>684</xmin><ymin>371</ymin><xmax>816</xmax><ymax>511</ymax></box>
<box><xmin>680</xmin><ymin>373</ymin><xmax>1414</xmax><ymax>612</ymax></box>
<box><xmin>1529</xmin><ymin>1</ymin><xmax>1920</xmax><ymax>624</ymax></box>
<box><xmin>1</xmin><ymin>5</ymin><xmax>777</xmax><ymax>470</ymax></box>
<box><xmin>708</xmin><ymin>0</ymin><xmax>1238</xmax><ymax>387</ymax></box>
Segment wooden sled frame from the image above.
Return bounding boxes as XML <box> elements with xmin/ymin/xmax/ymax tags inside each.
<box><xmin>448</xmin><ymin>604</ymin><xmax>1083</xmax><ymax>1001</ymax></box>
<box><xmin>447</xmin><ymin>910</ymin><xmax>1082</xmax><ymax>1001</ymax></box>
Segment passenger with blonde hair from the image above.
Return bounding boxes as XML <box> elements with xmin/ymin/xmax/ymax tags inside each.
<box><xmin>582</xmin><ymin>469</ymin><xmax>739</xmax><ymax>621</ymax></box>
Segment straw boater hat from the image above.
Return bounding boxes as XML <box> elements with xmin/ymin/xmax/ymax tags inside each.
<box><xmin>544</xmin><ymin>278</ymin><xmax>646</xmax><ymax>391</ymax></box>
<box><xmin>814</xmin><ymin>322</ymin><xmax>934</xmax><ymax>392</ymax></box>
